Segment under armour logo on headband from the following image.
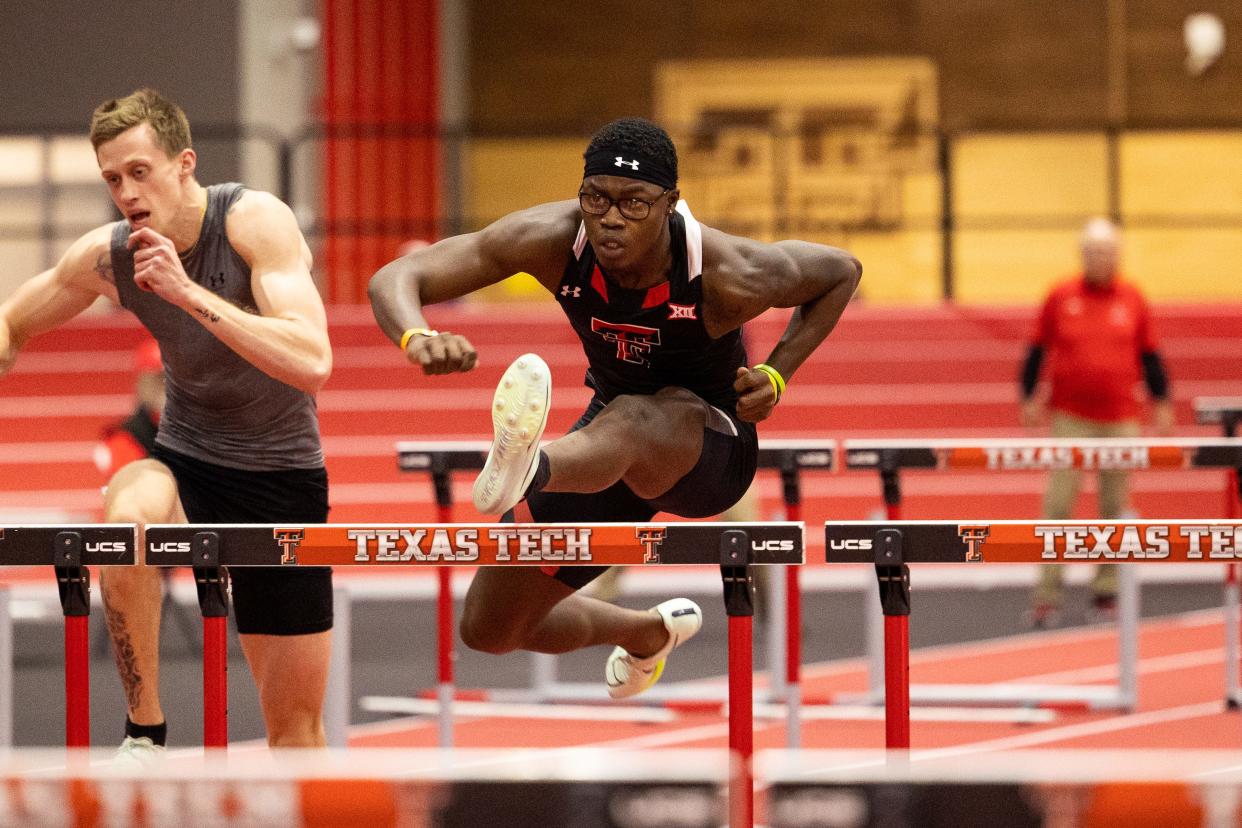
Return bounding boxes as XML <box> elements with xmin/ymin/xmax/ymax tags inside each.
<box><xmin>585</xmin><ymin>146</ymin><xmax>675</xmax><ymax>189</ymax></box>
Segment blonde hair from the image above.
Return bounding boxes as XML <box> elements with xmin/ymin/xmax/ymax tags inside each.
<box><xmin>89</xmin><ymin>88</ymin><xmax>192</xmax><ymax>157</ymax></box>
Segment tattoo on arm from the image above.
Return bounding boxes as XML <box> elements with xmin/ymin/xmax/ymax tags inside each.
<box><xmin>195</xmin><ymin>307</ymin><xmax>221</xmax><ymax>324</ymax></box>
<box><xmin>93</xmin><ymin>252</ymin><xmax>115</xmax><ymax>285</ymax></box>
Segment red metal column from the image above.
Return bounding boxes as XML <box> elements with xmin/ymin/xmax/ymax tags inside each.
<box><xmin>321</xmin><ymin>0</ymin><xmax>440</xmax><ymax>302</ymax></box>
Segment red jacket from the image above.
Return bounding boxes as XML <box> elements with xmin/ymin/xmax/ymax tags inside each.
<box><xmin>1033</xmin><ymin>276</ymin><xmax>1157</xmax><ymax>422</ymax></box>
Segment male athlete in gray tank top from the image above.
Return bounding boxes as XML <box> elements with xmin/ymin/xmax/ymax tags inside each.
<box><xmin>110</xmin><ymin>182</ymin><xmax>323</xmax><ymax>470</ymax></box>
<box><xmin>0</xmin><ymin>89</ymin><xmax>333</xmax><ymax>757</ymax></box>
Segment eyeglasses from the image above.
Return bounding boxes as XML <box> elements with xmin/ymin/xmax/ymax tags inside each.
<box><xmin>578</xmin><ymin>189</ymin><xmax>670</xmax><ymax>220</ymax></box>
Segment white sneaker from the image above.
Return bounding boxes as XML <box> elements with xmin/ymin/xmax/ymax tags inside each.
<box><xmin>472</xmin><ymin>354</ymin><xmax>551</xmax><ymax>514</ymax></box>
<box><xmin>605</xmin><ymin>598</ymin><xmax>703</xmax><ymax>700</ymax></box>
<box><xmin>114</xmin><ymin>735</ymin><xmax>166</xmax><ymax>765</ymax></box>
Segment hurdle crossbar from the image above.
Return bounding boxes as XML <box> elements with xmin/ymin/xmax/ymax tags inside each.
<box><xmin>395</xmin><ymin>439</ymin><xmax>836</xmax><ymax>751</ymax></box>
<box><xmin>146</xmin><ymin>521</ymin><xmax>804</xmax><ymax>828</ymax></box>
<box><xmin>825</xmin><ymin>519</ymin><xmax>1242</xmax><ymax>749</ymax></box>
<box><xmin>0</xmin><ymin>525</ymin><xmax>137</xmax><ymax>748</ymax></box>
<box><xmin>843</xmin><ymin>437</ymin><xmax>1242</xmax><ymax>714</ymax></box>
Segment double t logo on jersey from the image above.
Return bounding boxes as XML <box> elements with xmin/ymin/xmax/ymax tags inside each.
<box><xmin>591</xmin><ymin>318</ymin><xmax>661</xmax><ymax>366</ymax></box>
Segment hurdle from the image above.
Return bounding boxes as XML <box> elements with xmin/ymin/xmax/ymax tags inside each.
<box><xmin>824</xmin><ymin>519</ymin><xmax>1242</xmax><ymax>749</ymax></box>
<box><xmin>0</xmin><ymin>747</ymin><xmax>735</xmax><ymax>827</ymax></box>
<box><xmin>0</xmin><ymin>524</ymin><xmax>136</xmax><ymax>747</ymax></box>
<box><xmin>394</xmin><ymin>439</ymin><xmax>836</xmax><ymax>749</ymax></box>
<box><xmin>760</xmin><ymin>748</ymin><xmax>1242</xmax><ymax>827</ymax></box>
<box><xmin>843</xmin><ymin>437</ymin><xmax>1242</xmax><ymax>713</ymax></box>
<box><xmin>145</xmin><ymin>520</ymin><xmax>804</xmax><ymax>828</ymax></box>
<box><xmin>1194</xmin><ymin>398</ymin><xmax>1242</xmax><ymax>710</ymax></box>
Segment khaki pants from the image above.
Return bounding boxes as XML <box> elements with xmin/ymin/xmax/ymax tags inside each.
<box><xmin>1034</xmin><ymin>411</ymin><xmax>1140</xmax><ymax>605</ymax></box>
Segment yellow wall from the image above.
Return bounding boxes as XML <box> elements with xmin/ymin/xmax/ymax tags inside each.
<box><xmin>951</xmin><ymin>131</ymin><xmax>1242</xmax><ymax>303</ymax></box>
<box><xmin>464</xmin><ymin>138</ymin><xmax>584</xmax><ymax>297</ymax></box>
<box><xmin>464</xmin><ymin>130</ymin><xmax>1242</xmax><ymax>305</ymax></box>
<box><xmin>952</xmin><ymin>134</ymin><xmax>1108</xmax><ymax>303</ymax></box>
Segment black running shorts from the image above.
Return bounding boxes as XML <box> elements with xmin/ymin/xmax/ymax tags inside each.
<box><xmin>510</xmin><ymin>394</ymin><xmax>758</xmax><ymax>590</ymax></box>
<box><xmin>151</xmin><ymin>445</ymin><xmax>333</xmax><ymax>635</ymax></box>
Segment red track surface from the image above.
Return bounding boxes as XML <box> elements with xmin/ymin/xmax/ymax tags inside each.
<box><xmin>348</xmin><ymin>610</ymin><xmax>1240</xmax><ymax>752</ymax></box>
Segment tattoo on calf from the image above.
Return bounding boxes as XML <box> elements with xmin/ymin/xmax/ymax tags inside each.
<box><xmin>93</xmin><ymin>252</ymin><xmax>115</xmax><ymax>285</ymax></box>
<box><xmin>104</xmin><ymin>605</ymin><xmax>144</xmax><ymax>711</ymax></box>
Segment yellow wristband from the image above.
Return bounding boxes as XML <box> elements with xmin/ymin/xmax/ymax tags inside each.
<box><xmin>399</xmin><ymin>327</ymin><xmax>440</xmax><ymax>351</ymax></box>
<box><xmin>754</xmin><ymin>363</ymin><xmax>786</xmax><ymax>401</ymax></box>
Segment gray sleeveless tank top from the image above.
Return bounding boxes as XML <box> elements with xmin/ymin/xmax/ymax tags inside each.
<box><xmin>110</xmin><ymin>183</ymin><xmax>324</xmax><ymax>470</ymax></box>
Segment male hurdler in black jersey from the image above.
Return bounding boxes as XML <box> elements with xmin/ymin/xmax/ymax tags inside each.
<box><xmin>370</xmin><ymin>118</ymin><xmax>860</xmax><ymax>699</ymax></box>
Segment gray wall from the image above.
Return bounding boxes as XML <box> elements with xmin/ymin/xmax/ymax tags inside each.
<box><xmin>0</xmin><ymin>0</ymin><xmax>243</xmax><ymax>182</ymax></box>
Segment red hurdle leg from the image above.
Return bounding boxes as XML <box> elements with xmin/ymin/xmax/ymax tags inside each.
<box><xmin>728</xmin><ymin>613</ymin><xmax>753</xmax><ymax>828</ymax></box>
<box><xmin>881</xmin><ymin>466</ymin><xmax>903</xmax><ymax>522</ymax></box>
<box><xmin>192</xmin><ymin>531</ymin><xmax>229</xmax><ymax>749</ymax></box>
<box><xmin>202</xmin><ymin>616</ymin><xmax>228</xmax><ymax>747</ymax></box>
<box><xmin>884</xmin><ymin>614</ymin><xmax>910</xmax><ymax>749</ymax></box>
<box><xmin>873</xmin><ymin>528</ymin><xmax>911</xmax><ymax>751</ymax></box>
<box><xmin>783</xmin><ymin>499</ymin><xmax>803</xmax><ymax>749</ymax></box>
<box><xmin>432</xmin><ymin>467</ymin><xmax>456</xmax><ymax>748</ymax></box>
<box><xmin>721</xmin><ymin>532</ymin><xmax>755</xmax><ymax>828</ymax></box>
<box><xmin>1229</xmin><ymin>464</ymin><xmax>1241</xmax><ymax>708</ymax></box>
<box><xmin>54</xmin><ymin>533</ymin><xmax>92</xmax><ymax>749</ymax></box>
<box><xmin>63</xmin><ymin>613</ymin><xmax>90</xmax><ymax>748</ymax></box>
<box><xmin>1227</xmin><ymin>563</ymin><xmax>1241</xmax><ymax>710</ymax></box>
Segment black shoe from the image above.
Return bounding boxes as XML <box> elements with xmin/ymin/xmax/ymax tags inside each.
<box><xmin>1087</xmin><ymin>594</ymin><xmax>1118</xmax><ymax>624</ymax></box>
<box><xmin>1024</xmin><ymin>602</ymin><xmax>1062</xmax><ymax>629</ymax></box>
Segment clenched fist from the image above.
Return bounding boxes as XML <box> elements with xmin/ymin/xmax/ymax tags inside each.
<box><xmin>734</xmin><ymin>366</ymin><xmax>779</xmax><ymax>423</ymax></box>
<box><xmin>405</xmin><ymin>331</ymin><xmax>479</xmax><ymax>375</ymax></box>
<box><xmin>128</xmin><ymin>227</ymin><xmax>197</xmax><ymax>307</ymax></box>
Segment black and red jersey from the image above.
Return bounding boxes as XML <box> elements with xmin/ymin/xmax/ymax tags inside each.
<box><xmin>554</xmin><ymin>202</ymin><xmax>748</xmax><ymax>410</ymax></box>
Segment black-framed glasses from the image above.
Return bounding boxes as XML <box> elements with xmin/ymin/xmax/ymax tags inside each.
<box><xmin>578</xmin><ymin>189</ymin><xmax>670</xmax><ymax>220</ymax></box>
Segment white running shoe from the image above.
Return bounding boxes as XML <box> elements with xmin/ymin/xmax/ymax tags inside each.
<box><xmin>605</xmin><ymin>598</ymin><xmax>703</xmax><ymax>700</ymax></box>
<box><xmin>114</xmin><ymin>735</ymin><xmax>166</xmax><ymax>765</ymax></box>
<box><xmin>472</xmin><ymin>353</ymin><xmax>552</xmax><ymax>515</ymax></box>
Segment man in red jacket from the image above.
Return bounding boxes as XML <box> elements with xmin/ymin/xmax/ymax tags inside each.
<box><xmin>1019</xmin><ymin>218</ymin><xmax>1174</xmax><ymax>627</ymax></box>
<box><xmin>95</xmin><ymin>339</ymin><xmax>165</xmax><ymax>477</ymax></box>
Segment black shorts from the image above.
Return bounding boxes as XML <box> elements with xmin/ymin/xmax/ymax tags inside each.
<box><xmin>511</xmin><ymin>395</ymin><xmax>758</xmax><ymax>590</ymax></box>
<box><xmin>151</xmin><ymin>444</ymin><xmax>333</xmax><ymax>636</ymax></box>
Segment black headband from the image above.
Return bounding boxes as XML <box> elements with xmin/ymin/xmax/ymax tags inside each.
<box><xmin>583</xmin><ymin>147</ymin><xmax>676</xmax><ymax>190</ymax></box>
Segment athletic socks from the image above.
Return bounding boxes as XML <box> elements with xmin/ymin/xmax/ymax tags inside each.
<box><xmin>125</xmin><ymin>717</ymin><xmax>167</xmax><ymax>747</ymax></box>
<box><xmin>523</xmin><ymin>450</ymin><xmax>551</xmax><ymax>499</ymax></box>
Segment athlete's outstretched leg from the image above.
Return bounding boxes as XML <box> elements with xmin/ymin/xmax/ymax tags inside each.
<box><xmin>101</xmin><ymin>459</ymin><xmax>185</xmax><ymax>749</ymax></box>
<box><xmin>459</xmin><ymin>568</ymin><xmax>667</xmax><ymax>656</ymax></box>
<box><xmin>459</xmin><ymin>568</ymin><xmax>701</xmax><ymax>699</ymax></box>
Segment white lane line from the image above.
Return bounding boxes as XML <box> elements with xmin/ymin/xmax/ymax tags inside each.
<box><xmin>1008</xmin><ymin>647</ymin><xmax>1224</xmax><ymax>685</ymax></box>
<box><xmin>359</xmin><ymin>696</ymin><xmax>677</xmax><ymax>723</ymax></box>
<box><xmin>911</xmin><ymin>700</ymin><xmax>1226</xmax><ymax>761</ymax></box>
